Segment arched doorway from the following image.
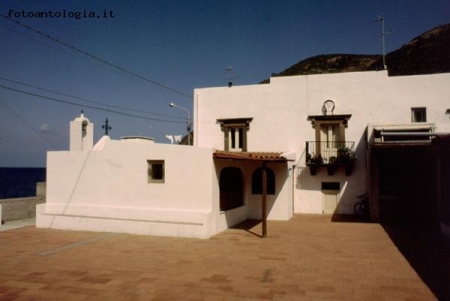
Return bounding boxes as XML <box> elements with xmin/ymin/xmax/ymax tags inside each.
<box><xmin>219</xmin><ymin>167</ymin><xmax>243</xmax><ymax>210</ymax></box>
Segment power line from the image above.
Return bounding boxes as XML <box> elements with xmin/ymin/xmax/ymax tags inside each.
<box><xmin>0</xmin><ymin>25</ymin><xmax>184</xmax><ymax>106</ymax></box>
<box><xmin>0</xmin><ymin>84</ymin><xmax>186</xmax><ymax>124</ymax></box>
<box><xmin>0</xmin><ymin>24</ymin><xmax>119</xmax><ymax>75</ymax></box>
<box><xmin>0</xmin><ymin>14</ymin><xmax>192</xmax><ymax>99</ymax></box>
<box><xmin>0</xmin><ymin>76</ymin><xmax>185</xmax><ymax>121</ymax></box>
<box><xmin>0</xmin><ymin>99</ymin><xmax>59</xmax><ymax>150</ymax></box>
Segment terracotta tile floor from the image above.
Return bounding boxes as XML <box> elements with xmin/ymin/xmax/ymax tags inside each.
<box><xmin>0</xmin><ymin>215</ymin><xmax>448</xmax><ymax>301</ymax></box>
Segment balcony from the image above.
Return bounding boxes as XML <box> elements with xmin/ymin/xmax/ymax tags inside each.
<box><xmin>305</xmin><ymin>141</ymin><xmax>356</xmax><ymax>176</ymax></box>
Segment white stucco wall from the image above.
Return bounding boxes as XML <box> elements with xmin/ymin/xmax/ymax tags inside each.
<box><xmin>194</xmin><ymin>71</ymin><xmax>450</xmax><ymax>215</ymax></box>
<box><xmin>39</xmin><ymin>71</ymin><xmax>450</xmax><ymax>238</ymax></box>
<box><xmin>70</xmin><ymin>113</ymin><xmax>93</xmax><ymax>151</ymax></box>
<box><xmin>213</xmin><ymin>159</ymin><xmax>293</xmax><ymax>227</ymax></box>
<box><xmin>38</xmin><ymin>138</ymin><xmax>219</xmax><ymax>238</ymax></box>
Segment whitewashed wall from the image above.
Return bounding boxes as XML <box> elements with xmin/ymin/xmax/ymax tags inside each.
<box><xmin>194</xmin><ymin>71</ymin><xmax>450</xmax><ymax>214</ymax></box>
<box><xmin>37</xmin><ymin>138</ymin><xmax>219</xmax><ymax>238</ymax></box>
<box><xmin>213</xmin><ymin>159</ymin><xmax>293</xmax><ymax>226</ymax></box>
<box><xmin>38</xmin><ymin>71</ymin><xmax>450</xmax><ymax>238</ymax></box>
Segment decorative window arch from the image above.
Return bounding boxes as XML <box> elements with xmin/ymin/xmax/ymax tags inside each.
<box><xmin>252</xmin><ymin>167</ymin><xmax>275</xmax><ymax>195</ymax></box>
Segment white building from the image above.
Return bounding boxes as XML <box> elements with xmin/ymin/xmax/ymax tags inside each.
<box><xmin>37</xmin><ymin>70</ymin><xmax>450</xmax><ymax>238</ymax></box>
<box><xmin>194</xmin><ymin>71</ymin><xmax>450</xmax><ymax>221</ymax></box>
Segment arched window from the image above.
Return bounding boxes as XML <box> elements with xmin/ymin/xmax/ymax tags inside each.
<box><xmin>252</xmin><ymin>167</ymin><xmax>275</xmax><ymax>195</ymax></box>
<box><xmin>219</xmin><ymin>167</ymin><xmax>244</xmax><ymax>210</ymax></box>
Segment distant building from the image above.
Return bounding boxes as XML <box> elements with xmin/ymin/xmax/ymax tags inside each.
<box><xmin>37</xmin><ymin>70</ymin><xmax>450</xmax><ymax>238</ymax></box>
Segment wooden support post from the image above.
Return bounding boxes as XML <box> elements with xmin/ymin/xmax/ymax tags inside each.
<box><xmin>262</xmin><ymin>162</ymin><xmax>267</xmax><ymax>238</ymax></box>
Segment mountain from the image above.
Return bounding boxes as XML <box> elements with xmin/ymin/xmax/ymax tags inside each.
<box><xmin>262</xmin><ymin>23</ymin><xmax>450</xmax><ymax>83</ymax></box>
<box><xmin>386</xmin><ymin>23</ymin><xmax>450</xmax><ymax>76</ymax></box>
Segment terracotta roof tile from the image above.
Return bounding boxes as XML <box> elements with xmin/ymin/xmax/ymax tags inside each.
<box><xmin>213</xmin><ymin>150</ymin><xmax>288</xmax><ymax>162</ymax></box>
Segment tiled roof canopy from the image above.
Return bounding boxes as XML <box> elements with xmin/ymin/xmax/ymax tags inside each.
<box><xmin>213</xmin><ymin>151</ymin><xmax>289</xmax><ymax>162</ymax></box>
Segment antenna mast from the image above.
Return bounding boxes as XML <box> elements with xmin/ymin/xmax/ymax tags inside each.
<box><xmin>223</xmin><ymin>66</ymin><xmax>239</xmax><ymax>87</ymax></box>
<box><xmin>373</xmin><ymin>15</ymin><xmax>394</xmax><ymax>70</ymax></box>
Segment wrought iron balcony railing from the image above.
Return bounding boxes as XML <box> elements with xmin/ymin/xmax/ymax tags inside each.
<box><xmin>305</xmin><ymin>141</ymin><xmax>355</xmax><ymax>165</ymax></box>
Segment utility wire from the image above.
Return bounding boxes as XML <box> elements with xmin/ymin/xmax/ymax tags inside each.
<box><xmin>0</xmin><ymin>99</ymin><xmax>59</xmax><ymax>150</ymax></box>
<box><xmin>0</xmin><ymin>76</ymin><xmax>185</xmax><ymax>121</ymax></box>
<box><xmin>0</xmin><ymin>24</ymin><xmax>119</xmax><ymax>75</ymax></box>
<box><xmin>0</xmin><ymin>84</ymin><xmax>186</xmax><ymax>124</ymax></box>
<box><xmin>0</xmin><ymin>14</ymin><xmax>192</xmax><ymax>99</ymax></box>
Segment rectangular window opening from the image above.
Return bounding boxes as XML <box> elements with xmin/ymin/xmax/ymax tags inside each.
<box><xmin>238</xmin><ymin>128</ymin><xmax>243</xmax><ymax>149</ymax></box>
<box><xmin>147</xmin><ymin>160</ymin><xmax>165</xmax><ymax>183</ymax></box>
<box><xmin>321</xmin><ymin>182</ymin><xmax>340</xmax><ymax>191</ymax></box>
<box><xmin>230</xmin><ymin>128</ymin><xmax>236</xmax><ymax>149</ymax></box>
<box><xmin>411</xmin><ymin>107</ymin><xmax>426</xmax><ymax>123</ymax></box>
<box><xmin>228</xmin><ymin>127</ymin><xmax>243</xmax><ymax>151</ymax></box>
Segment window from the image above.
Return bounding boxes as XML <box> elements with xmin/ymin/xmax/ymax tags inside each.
<box><xmin>321</xmin><ymin>182</ymin><xmax>340</xmax><ymax>190</ymax></box>
<box><xmin>320</xmin><ymin>124</ymin><xmax>342</xmax><ymax>158</ymax></box>
<box><xmin>307</xmin><ymin>114</ymin><xmax>351</xmax><ymax>163</ymax></box>
<box><xmin>82</xmin><ymin>121</ymin><xmax>88</xmax><ymax>138</ymax></box>
<box><xmin>411</xmin><ymin>107</ymin><xmax>426</xmax><ymax>123</ymax></box>
<box><xmin>147</xmin><ymin>160</ymin><xmax>164</xmax><ymax>183</ymax></box>
<box><xmin>229</xmin><ymin>127</ymin><xmax>244</xmax><ymax>151</ymax></box>
<box><xmin>217</xmin><ymin>118</ymin><xmax>253</xmax><ymax>152</ymax></box>
<box><xmin>252</xmin><ymin>167</ymin><xmax>275</xmax><ymax>194</ymax></box>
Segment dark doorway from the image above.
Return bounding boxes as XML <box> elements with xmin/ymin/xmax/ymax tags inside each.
<box><xmin>372</xmin><ymin>141</ymin><xmax>450</xmax><ymax>300</ymax></box>
<box><xmin>219</xmin><ymin>167</ymin><xmax>244</xmax><ymax>211</ymax></box>
<box><xmin>376</xmin><ymin>146</ymin><xmax>437</xmax><ymax>228</ymax></box>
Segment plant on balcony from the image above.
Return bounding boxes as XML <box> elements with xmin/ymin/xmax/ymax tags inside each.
<box><xmin>326</xmin><ymin>156</ymin><xmax>338</xmax><ymax>175</ymax></box>
<box><xmin>328</xmin><ymin>156</ymin><xmax>338</xmax><ymax>164</ymax></box>
<box><xmin>337</xmin><ymin>147</ymin><xmax>356</xmax><ymax>164</ymax></box>
<box><xmin>337</xmin><ymin>147</ymin><xmax>356</xmax><ymax>175</ymax></box>
<box><xmin>306</xmin><ymin>153</ymin><xmax>324</xmax><ymax>165</ymax></box>
<box><xmin>306</xmin><ymin>153</ymin><xmax>324</xmax><ymax>175</ymax></box>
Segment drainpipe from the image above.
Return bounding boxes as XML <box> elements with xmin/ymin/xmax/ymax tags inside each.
<box><xmin>292</xmin><ymin>165</ymin><xmax>296</xmax><ymax>216</ymax></box>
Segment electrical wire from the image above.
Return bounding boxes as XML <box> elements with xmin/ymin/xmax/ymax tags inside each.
<box><xmin>0</xmin><ymin>99</ymin><xmax>59</xmax><ymax>150</ymax></box>
<box><xmin>0</xmin><ymin>76</ymin><xmax>186</xmax><ymax>121</ymax></box>
<box><xmin>0</xmin><ymin>24</ymin><xmax>119</xmax><ymax>75</ymax></box>
<box><xmin>0</xmin><ymin>14</ymin><xmax>192</xmax><ymax>99</ymax></box>
<box><xmin>0</xmin><ymin>84</ymin><xmax>186</xmax><ymax>124</ymax></box>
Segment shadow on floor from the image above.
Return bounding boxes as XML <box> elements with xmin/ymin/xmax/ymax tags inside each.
<box><xmin>231</xmin><ymin>219</ymin><xmax>263</xmax><ymax>238</ymax></box>
<box><xmin>331</xmin><ymin>214</ymin><xmax>370</xmax><ymax>223</ymax></box>
<box><xmin>382</xmin><ymin>220</ymin><xmax>450</xmax><ymax>301</ymax></box>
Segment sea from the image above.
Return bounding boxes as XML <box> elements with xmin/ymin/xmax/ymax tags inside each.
<box><xmin>0</xmin><ymin>168</ymin><xmax>46</xmax><ymax>199</ymax></box>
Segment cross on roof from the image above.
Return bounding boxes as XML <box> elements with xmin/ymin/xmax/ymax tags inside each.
<box><xmin>102</xmin><ymin>118</ymin><xmax>111</xmax><ymax>136</ymax></box>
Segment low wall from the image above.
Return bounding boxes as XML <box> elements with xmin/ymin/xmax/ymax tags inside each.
<box><xmin>36</xmin><ymin>182</ymin><xmax>46</xmax><ymax>197</ymax></box>
<box><xmin>0</xmin><ymin>196</ymin><xmax>45</xmax><ymax>222</ymax></box>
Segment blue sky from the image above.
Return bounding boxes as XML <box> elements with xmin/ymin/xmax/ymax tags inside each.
<box><xmin>0</xmin><ymin>0</ymin><xmax>449</xmax><ymax>167</ymax></box>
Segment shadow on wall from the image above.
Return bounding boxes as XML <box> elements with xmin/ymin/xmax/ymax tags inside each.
<box><xmin>246</xmin><ymin>163</ymin><xmax>289</xmax><ymax>220</ymax></box>
<box><xmin>296</xmin><ymin>131</ymin><xmax>367</xmax><ymax>216</ymax></box>
<box><xmin>215</xmin><ymin>161</ymin><xmax>288</xmax><ymax>230</ymax></box>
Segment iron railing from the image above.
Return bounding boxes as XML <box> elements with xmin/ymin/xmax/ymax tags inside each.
<box><xmin>305</xmin><ymin>141</ymin><xmax>355</xmax><ymax>165</ymax></box>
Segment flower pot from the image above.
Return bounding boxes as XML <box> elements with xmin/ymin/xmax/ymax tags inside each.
<box><xmin>327</xmin><ymin>164</ymin><xmax>337</xmax><ymax>176</ymax></box>
<box><xmin>345</xmin><ymin>164</ymin><xmax>355</xmax><ymax>176</ymax></box>
<box><xmin>307</xmin><ymin>164</ymin><xmax>318</xmax><ymax>176</ymax></box>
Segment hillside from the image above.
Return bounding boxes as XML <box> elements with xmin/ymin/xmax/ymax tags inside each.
<box><xmin>386</xmin><ymin>23</ymin><xmax>450</xmax><ymax>76</ymax></box>
<box><xmin>262</xmin><ymin>23</ymin><xmax>450</xmax><ymax>82</ymax></box>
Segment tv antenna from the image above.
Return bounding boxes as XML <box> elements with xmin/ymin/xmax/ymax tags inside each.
<box><xmin>372</xmin><ymin>15</ymin><xmax>395</xmax><ymax>70</ymax></box>
<box><xmin>223</xmin><ymin>66</ymin><xmax>240</xmax><ymax>87</ymax></box>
